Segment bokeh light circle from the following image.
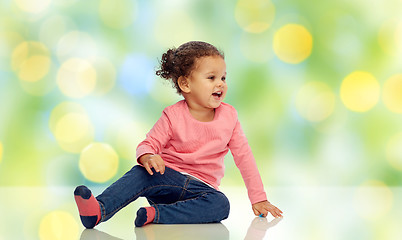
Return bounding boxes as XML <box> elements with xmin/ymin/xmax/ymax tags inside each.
<box><xmin>340</xmin><ymin>71</ymin><xmax>380</xmax><ymax>112</ymax></box>
<box><xmin>119</xmin><ymin>54</ymin><xmax>154</xmax><ymax>96</ymax></box>
<box><xmin>56</xmin><ymin>58</ymin><xmax>96</xmax><ymax>98</ymax></box>
<box><xmin>49</xmin><ymin>102</ymin><xmax>86</xmax><ymax>132</ymax></box>
<box><xmin>99</xmin><ymin>0</ymin><xmax>137</xmax><ymax>29</ymax></box>
<box><xmin>235</xmin><ymin>0</ymin><xmax>275</xmax><ymax>33</ymax></box>
<box><xmin>11</xmin><ymin>41</ymin><xmax>51</xmax><ymax>82</ymax></box>
<box><xmin>18</xmin><ymin>56</ymin><xmax>51</xmax><ymax>82</ymax></box>
<box><xmin>39</xmin><ymin>211</ymin><xmax>79</xmax><ymax>240</ymax></box>
<box><xmin>383</xmin><ymin>74</ymin><xmax>402</xmax><ymax>113</ymax></box>
<box><xmin>49</xmin><ymin>102</ymin><xmax>94</xmax><ymax>153</ymax></box>
<box><xmin>53</xmin><ymin>113</ymin><xmax>94</xmax><ymax>153</ymax></box>
<box><xmin>295</xmin><ymin>81</ymin><xmax>336</xmax><ymax>122</ymax></box>
<box><xmin>79</xmin><ymin>142</ymin><xmax>119</xmax><ymax>183</ymax></box>
<box><xmin>386</xmin><ymin>132</ymin><xmax>402</xmax><ymax>171</ymax></box>
<box><xmin>354</xmin><ymin>181</ymin><xmax>393</xmax><ymax>221</ymax></box>
<box><xmin>15</xmin><ymin>0</ymin><xmax>52</xmax><ymax>14</ymax></box>
<box><xmin>273</xmin><ymin>24</ymin><xmax>313</xmax><ymax>64</ymax></box>
<box><xmin>54</xmin><ymin>113</ymin><xmax>92</xmax><ymax>144</ymax></box>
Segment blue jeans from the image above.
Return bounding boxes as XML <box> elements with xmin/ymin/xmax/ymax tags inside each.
<box><xmin>96</xmin><ymin>166</ymin><xmax>230</xmax><ymax>224</ymax></box>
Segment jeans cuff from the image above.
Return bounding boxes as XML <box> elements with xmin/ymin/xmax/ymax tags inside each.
<box><xmin>98</xmin><ymin>200</ymin><xmax>106</xmax><ymax>223</ymax></box>
<box><xmin>153</xmin><ymin>204</ymin><xmax>160</xmax><ymax>223</ymax></box>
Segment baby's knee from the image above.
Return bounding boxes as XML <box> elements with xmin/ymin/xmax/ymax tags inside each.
<box><xmin>214</xmin><ymin>192</ymin><xmax>230</xmax><ymax>220</ymax></box>
<box><xmin>126</xmin><ymin>165</ymin><xmax>150</xmax><ymax>179</ymax></box>
<box><xmin>129</xmin><ymin>165</ymin><xmax>145</xmax><ymax>174</ymax></box>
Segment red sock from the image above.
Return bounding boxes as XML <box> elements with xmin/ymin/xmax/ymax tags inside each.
<box><xmin>135</xmin><ymin>207</ymin><xmax>156</xmax><ymax>227</ymax></box>
<box><xmin>74</xmin><ymin>185</ymin><xmax>101</xmax><ymax>228</ymax></box>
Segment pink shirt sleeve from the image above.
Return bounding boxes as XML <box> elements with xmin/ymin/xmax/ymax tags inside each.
<box><xmin>228</xmin><ymin>116</ymin><xmax>267</xmax><ymax>205</ymax></box>
<box><xmin>136</xmin><ymin>110</ymin><xmax>172</xmax><ymax>162</ymax></box>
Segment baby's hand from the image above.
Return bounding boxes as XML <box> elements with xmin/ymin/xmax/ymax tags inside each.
<box><xmin>252</xmin><ymin>200</ymin><xmax>283</xmax><ymax>218</ymax></box>
<box><xmin>138</xmin><ymin>154</ymin><xmax>165</xmax><ymax>175</ymax></box>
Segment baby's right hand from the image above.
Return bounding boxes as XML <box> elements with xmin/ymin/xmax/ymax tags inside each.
<box><xmin>139</xmin><ymin>154</ymin><xmax>165</xmax><ymax>175</ymax></box>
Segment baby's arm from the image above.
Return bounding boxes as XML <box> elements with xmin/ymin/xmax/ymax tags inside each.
<box><xmin>138</xmin><ymin>154</ymin><xmax>165</xmax><ymax>175</ymax></box>
<box><xmin>252</xmin><ymin>200</ymin><xmax>283</xmax><ymax>218</ymax></box>
<box><xmin>136</xmin><ymin>109</ymin><xmax>173</xmax><ymax>175</ymax></box>
<box><xmin>227</xmin><ymin>110</ymin><xmax>282</xmax><ymax>218</ymax></box>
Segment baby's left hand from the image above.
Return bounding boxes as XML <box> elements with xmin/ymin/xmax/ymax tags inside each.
<box><xmin>252</xmin><ymin>200</ymin><xmax>283</xmax><ymax>218</ymax></box>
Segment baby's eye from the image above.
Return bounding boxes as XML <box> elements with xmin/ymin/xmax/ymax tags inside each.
<box><xmin>208</xmin><ymin>76</ymin><xmax>215</xmax><ymax>80</ymax></box>
<box><xmin>221</xmin><ymin>76</ymin><xmax>226</xmax><ymax>81</ymax></box>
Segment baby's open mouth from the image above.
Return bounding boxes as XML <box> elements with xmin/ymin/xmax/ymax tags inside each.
<box><xmin>212</xmin><ymin>92</ymin><xmax>222</xmax><ymax>97</ymax></box>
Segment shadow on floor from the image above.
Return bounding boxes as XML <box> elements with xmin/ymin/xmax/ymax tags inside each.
<box><xmin>80</xmin><ymin>229</ymin><xmax>124</xmax><ymax>240</ymax></box>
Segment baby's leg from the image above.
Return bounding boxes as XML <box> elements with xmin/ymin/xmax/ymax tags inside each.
<box><xmin>153</xmin><ymin>191</ymin><xmax>230</xmax><ymax>224</ymax></box>
<box><xmin>73</xmin><ymin>166</ymin><xmax>157</xmax><ymax>228</ymax></box>
<box><xmin>149</xmin><ymin>178</ymin><xmax>230</xmax><ymax>225</ymax></box>
<box><xmin>76</xmin><ymin>166</ymin><xmax>188</xmax><ymax>228</ymax></box>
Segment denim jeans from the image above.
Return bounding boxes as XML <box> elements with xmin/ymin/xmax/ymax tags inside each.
<box><xmin>96</xmin><ymin>165</ymin><xmax>230</xmax><ymax>224</ymax></box>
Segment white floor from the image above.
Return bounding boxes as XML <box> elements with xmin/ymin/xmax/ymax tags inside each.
<box><xmin>1</xmin><ymin>186</ymin><xmax>401</xmax><ymax>239</ymax></box>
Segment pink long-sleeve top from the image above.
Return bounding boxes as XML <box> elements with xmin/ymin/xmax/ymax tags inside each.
<box><xmin>136</xmin><ymin>100</ymin><xmax>267</xmax><ymax>204</ymax></box>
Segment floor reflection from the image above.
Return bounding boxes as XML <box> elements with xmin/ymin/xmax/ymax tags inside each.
<box><xmin>79</xmin><ymin>217</ymin><xmax>282</xmax><ymax>240</ymax></box>
<box><xmin>244</xmin><ymin>217</ymin><xmax>282</xmax><ymax>240</ymax></box>
<box><xmin>135</xmin><ymin>223</ymin><xmax>229</xmax><ymax>240</ymax></box>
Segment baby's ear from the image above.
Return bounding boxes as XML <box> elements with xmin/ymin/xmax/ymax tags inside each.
<box><xmin>178</xmin><ymin>76</ymin><xmax>190</xmax><ymax>93</ymax></box>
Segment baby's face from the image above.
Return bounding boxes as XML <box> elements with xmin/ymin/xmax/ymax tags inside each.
<box><xmin>186</xmin><ymin>56</ymin><xmax>227</xmax><ymax>109</ymax></box>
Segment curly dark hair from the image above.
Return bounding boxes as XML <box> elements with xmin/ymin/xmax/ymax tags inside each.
<box><xmin>156</xmin><ymin>41</ymin><xmax>224</xmax><ymax>94</ymax></box>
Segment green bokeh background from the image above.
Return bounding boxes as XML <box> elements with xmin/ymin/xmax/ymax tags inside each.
<box><xmin>1</xmin><ymin>0</ymin><xmax>402</xmax><ymax>188</ymax></box>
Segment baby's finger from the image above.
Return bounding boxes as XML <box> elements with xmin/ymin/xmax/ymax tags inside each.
<box><xmin>159</xmin><ymin>161</ymin><xmax>165</xmax><ymax>174</ymax></box>
<box><xmin>152</xmin><ymin>155</ymin><xmax>165</xmax><ymax>174</ymax></box>
<box><xmin>144</xmin><ymin>162</ymin><xmax>154</xmax><ymax>175</ymax></box>
<box><xmin>271</xmin><ymin>208</ymin><xmax>282</xmax><ymax>218</ymax></box>
<box><xmin>274</xmin><ymin>207</ymin><xmax>283</xmax><ymax>216</ymax></box>
<box><xmin>253</xmin><ymin>209</ymin><xmax>259</xmax><ymax>216</ymax></box>
<box><xmin>149</xmin><ymin>158</ymin><xmax>160</xmax><ymax>173</ymax></box>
